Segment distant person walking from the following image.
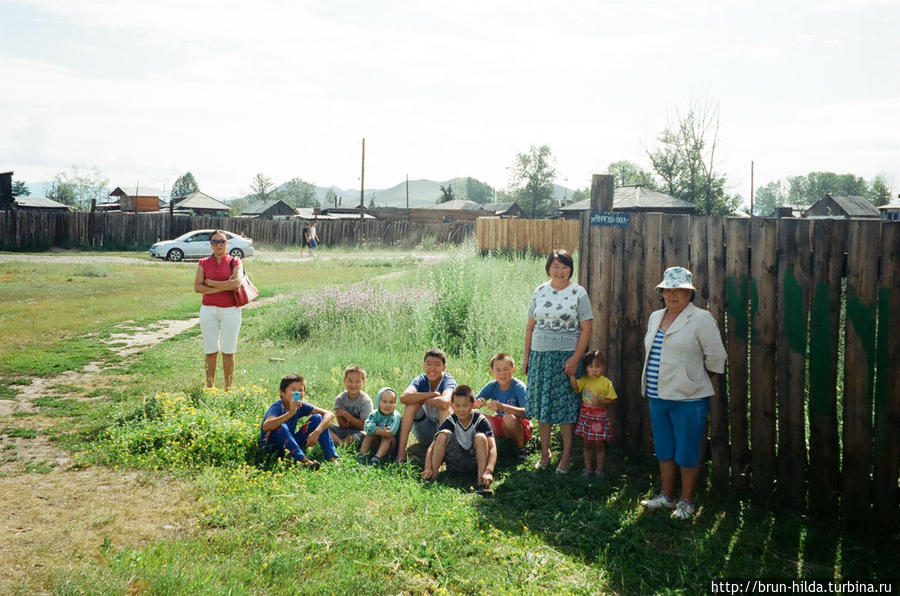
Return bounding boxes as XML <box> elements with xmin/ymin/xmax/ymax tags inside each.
<box><xmin>308</xmin><ymin>221</ymin><xmax>319</xmax><ymax>256</ymax></box>
<box><xmin>301</xmin><ymin>222</ymin><xmax>310</xmax><ymax>255</ymax></box>
<box><xmin>194</xmin><ymin>230</ymin><xmax>244</xmax><ymax>390</ymax></box>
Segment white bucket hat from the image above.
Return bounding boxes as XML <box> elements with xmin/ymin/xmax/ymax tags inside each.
<box><xmin>656</xmin><ymin>266</ymin><xmax>695</xmax><ymax>290</ymax></box>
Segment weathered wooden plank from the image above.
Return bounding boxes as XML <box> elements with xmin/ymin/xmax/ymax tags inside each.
<box><xmin>807</xmin><ymin>219</ymin><xmax>846</xmax><ymax>515</ymax></box>
<box><xmin>605</xmin><ymin>224</ymin><xmax>626</xmax><ymax>446</ymax></box>
<box><xmin>873</xmin><ymin>221</ymin><xmax>900</xmax><ymax>524</ymax></box>
<box><xmin>641</xmin><ymin>213</ymin><xmax>664</xmax><ymax>456</ymax></box>
<box><xmin>749</xmin><ymin>217</ymin><xmax>778</xmax><ymax>499</ymax></box>
<box><xmin>621</xmin><ymin>214</ymin><xmax>645</xmax><ymax>456</ymax></box>
<box><xmin>841</xmin><ymin>220</ymin><xmax>880</xmax><ymax>523</ymax></box>
<box><xmin>725</xmin><ymin>218</ymin><xmax>751</xmax><ymax>492</ymax></box>
<box><xmin>776</xmin><ymin>218</ymin><xmax>812</xmax><ymax>508</ymax></box>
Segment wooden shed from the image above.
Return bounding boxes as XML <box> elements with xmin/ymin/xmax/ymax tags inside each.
<box><xmin>170</xmin><ymin>191</ymin><xmax>231</xmax><ymax>216</ymax></box>
<box><xmin>556</xmin><ymin>185</ymin><xmax>696</xmax><ymax>220</ymax></box>
<box><xmin>12</xmin><ymin>196</ymin><xmax>71</xmax><ymax>212</ymax></box>
<box><xmin>109</xmin><ymin>186</ymin><xmax>163</xmax><ymax>212</ymax></box>
<box><xmin>241</xmin><ymin>199</ymin><xmax>297</xmax><ymax>219</ymax></box>
<box><xmin>804</xmin><ymin>194</ymin><xmax>880</xmax><ymax>219</ymax></box>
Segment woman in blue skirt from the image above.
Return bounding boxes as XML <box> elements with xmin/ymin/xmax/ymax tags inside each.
<box><xmin>522</xmin><ymin>249</ymin><xmax>594</xmax><ymax>473</ymax></box>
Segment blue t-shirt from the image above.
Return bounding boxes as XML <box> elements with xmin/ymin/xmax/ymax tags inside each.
<box><xmin>476</xmin><ymin>378</ymin><xmax>527</xmax><ymax>415</ymax></box>
<box><xmin>409</xmin><ymin>372</ymin><xmax>457</xmax><ymax>422</ymax></box>
<box><xmin>260</xmin><ymin>400</ymin><xmax>314</xmax><ymax>440</ymax></box>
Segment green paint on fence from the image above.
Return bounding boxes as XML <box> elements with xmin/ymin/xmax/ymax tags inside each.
<box><xmin>807</xmin><ymin>283</ymin><xmax>833</xmax><ymax>417</ymax></box>
<box><xmin>846</xmin><ymin>285</ymin><xmax>876</xmax><ymax>389</ymax></box>
<box><xmin>782</xmin><ymin>270</ymin><xmax>807</xmax><ymax>354</ymax></box>
<box><xmin>727</xmin><ymin>274</ymin><xmax>749</xmax><ymax>341</ymax></box>
<box><xmin>749</xmin><ymin>278</ymin><xmax>760</xmax><ymax>346</ymax></box>
<box><xmin>873</xmin><ymin>287</ymin><xmax>892</xmax><ymax>430</ymax></box>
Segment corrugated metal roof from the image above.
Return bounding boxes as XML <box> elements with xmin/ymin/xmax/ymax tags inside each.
<box><xmin>110</xmin><ymin>185</ymin><xmax>164</xmax><ymax>197</ymax></box>
<box><xmin>558</xmin><ymin>186</ymin><xmax>695</xmax><ymax>211</ymax></box>
<box><xmin>171</xmin><ymin>191</ymin><xmax>230</xmax><ymax>211</ymax></box>
<box><xmin>427</xmin><ymin>199</ymin><xmax>479</xmax><ymax>210</ymax></box>
<box><xmin>825</xmin><ymin>195</ymin><xmax>880</xmax><ymax>217</ymax></box>
<box><xmin>14</xmin><ymin>196</ymin><xmax>72</xmax><ymax>210</ymax></box>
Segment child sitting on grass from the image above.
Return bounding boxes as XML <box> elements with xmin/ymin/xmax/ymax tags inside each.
<box><xmin>329</xmin><ymin>365</ymin><xmax>373</xmax><ymax>446</ymax></box>
<box><xmin>396</xmin><ymin>347</ymin><xmax>457</xmax><ymax>463</ymax></box>
<box><xmin>357</xmin><ymin>387</ymin><xmax>402</xmax><ymax>465</ymax></box>
<box><xmin>421</xmin><ymin>385</ymin><xmax>497</xmax><ymax>495</ymax></box>
<box><xmin>260</xmin><ymin>373</ymin><xmax>339</xmax><ymax>469</ymax></box>
<box><xmin>475</xmin><ymin>352</ymin><xmax>531</xmax><ymax>463</ymax></box>
<box><xmin>569</xmin><ymin>351</ymin><xmax>617</xmax><ymax>478</ymax></box>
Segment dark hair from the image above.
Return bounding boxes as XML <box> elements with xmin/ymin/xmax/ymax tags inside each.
<box><xmin>490</xmin><ymin>352</ymin><xmax>515</xmax><ymax>369</ymax></box>
<box><xmin>344</xmin><ymin>365</ymin><xmax>366</xmax><ymax>380</ymax></box>
<box><xmin>452</xmin><ymin>385</ymin><xmax>474</xmax><ymax>402</ymax></box>
<box><xmin>424</xmin><ymin>348</ymin><xmax>447</xmax><ymax>365</ymax></box>
<box><xmin>211</xmin><ymin>229</ymin><xmax>228</xmax><ymax>241</ymax></box>
<box><xmin>582</xmin><ymin>350</ymin><xmax>606</xmax><ymax>369</ymax></box>
<box><xmin>280</xmin><ymin>373</ymin><xmax>305</xmax><ymax>393</ymax></box>
<box><xmin>659</xmin><ymin>288</ymin><xmax>696</xmax><ymax>302</ymax></box>
<box><xmin>545</xmin><ymin>249</ymin><xmax>574</xmax><ymax>279</ymax></box>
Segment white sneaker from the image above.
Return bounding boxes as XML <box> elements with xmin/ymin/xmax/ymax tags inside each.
<box><xmin>672</xmin><ymin>500</ymin><xmax>695</xmax><ymax>519</ymax></box>
<box><xmin>640</xmin><ymin>493</ymin><xmax>676</xmax><ymax>510</ymax></box>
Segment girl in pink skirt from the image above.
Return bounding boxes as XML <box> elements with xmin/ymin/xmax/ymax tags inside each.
<box><xmin>570</xmin><ymin>351</ymin><xmax>618</xmax><ymax>477</ymax></box>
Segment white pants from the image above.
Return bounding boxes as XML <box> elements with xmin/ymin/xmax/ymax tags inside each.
<box><xmin>199</xmin><ymin>305</ymin><xmax>242</xmax><ymax>354</ymax></box>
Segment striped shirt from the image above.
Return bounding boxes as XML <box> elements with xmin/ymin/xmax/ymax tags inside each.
<box><xmin>645</xmin><ymin>328</ymin><xmax>665</xmax><ymax>398</ymax></box>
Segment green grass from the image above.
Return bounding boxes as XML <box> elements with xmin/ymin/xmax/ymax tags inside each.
<box><xmin>3</xmin><ymin>246</ymin><xmax>896</xmax><ymax>594</ymax></box>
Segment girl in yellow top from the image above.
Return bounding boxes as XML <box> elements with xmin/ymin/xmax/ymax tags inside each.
<box><xmin>569</xmin><ymin>351</ymin><xmax>617</xmax><ymax>477</ymax></box>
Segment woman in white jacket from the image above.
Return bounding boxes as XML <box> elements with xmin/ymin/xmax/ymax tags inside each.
<box><xmin>639</xmin><ymin>266</ymin><xmax>726</xmax><ymax>520</ymax></box>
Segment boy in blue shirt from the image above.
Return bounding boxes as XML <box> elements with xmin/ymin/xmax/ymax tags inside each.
<box><xmin>260</xmin><ymin>373</ymin><xmax>338</xmax><ymax>468</ymax></box>
<box><xmin>475</xmin><ymin>353</ymin><xmax>531</xmax><ymax>463</ymax></box>
<box><xmin>396</xmin><ymin>348</ymin><xmax>456</xmax><ymax>464</ymax></box>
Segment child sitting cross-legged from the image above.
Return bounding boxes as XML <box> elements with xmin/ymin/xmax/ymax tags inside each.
<box><xmin>421</xmin><ymin>385</ymin><xmax>497</xmax><ymax>495</ymax></box>
<box><xmin>357</xmin><ymin>387</ymin><xmax>402</xmax><ymax>466</ymax></box>
<box><xmin>259</xmin><ymin>373</ymin><xmax>339</xmax><ymax>469</ymax></box>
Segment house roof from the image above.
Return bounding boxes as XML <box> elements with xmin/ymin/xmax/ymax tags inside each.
<box><xmin>14</xmin><ymin>196</ymin><xmax>72</xmax><ymax>210</ymax></box>
<box><xmin>558</xmin><ymin>186</ymin><xmax>695</xmax><ymax>211</ymax></box>
<box><xmin>171</xmin><ymin>191</ymin><xmax>230</xmax><ymax>211</ymax></box>
<box><xmin>241</xmin><ymin>199</ymin><xmax>295</xmax><ymax>215</ymax></box>
<box><xmin>427</xmin><ymin>199</ymin><xmax>480</xmax><ymax>210</ymax></box>
<box><xmin>110</xmin><ymin>185</ymin><xmax>163</xmax><ymax>198</ymax></box>
<box><xmin>878</xmin><ymin>200</ymin><xmax>900</xmax><ymax>210</ymax></box>
<box><xmin>823</xmin><ymin>194</ymin><xmax>880</xmax><ymax>217</ymax></box>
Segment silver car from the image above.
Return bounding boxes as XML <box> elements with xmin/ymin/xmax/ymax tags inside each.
<box><xmin>149</xmin><ymin>229</ymin><xmax>255</xmax><ymax>261</ymax></box>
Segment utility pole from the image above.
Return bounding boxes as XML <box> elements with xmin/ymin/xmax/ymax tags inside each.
<box><xmin>359</xmin><ymin>138</ymin><xmax>365</xmax><ymax>239</ymax></box>
<box><xmin>406</xmin><ymin>174</ymin><xmax>409</xmax><ymax>210</ymax></box>
<box><xmin>750</xmin><ymin>161</ymin><xmax>755</xmax><ymax>217</ymax></box>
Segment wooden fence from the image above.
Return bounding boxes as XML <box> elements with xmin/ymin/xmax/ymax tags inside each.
<box><xmin>0</xmin><ymin>211</ymin><xmax>474</xmax><ymax>250</ymax></box>
<box><xmin>476</xmin><ymin>217</ymin><xmax>580</xmax><ymax>256</ymax></box>
<box><xmin>579</xmin><ymin>210</ymin><xmax>900</xmax><ymax>523</ymax></box>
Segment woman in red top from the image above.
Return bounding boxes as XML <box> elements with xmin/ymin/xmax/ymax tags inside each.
<box><xmin>194</xmin><ymin>230</ymin><xmax>244</xmax><ymax>390</ymax></box>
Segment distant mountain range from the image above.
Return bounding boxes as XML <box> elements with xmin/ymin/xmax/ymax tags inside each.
<box><xmin>21</xmin><ymin>178</ymin><xmax>578</xmax><ymax>208</ymax></box>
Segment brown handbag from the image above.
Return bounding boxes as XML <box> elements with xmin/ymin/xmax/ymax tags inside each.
<box><xmin>229</xmin><ymin>257</ymin><xmax>259</xmax><ymax>306</ymax></box>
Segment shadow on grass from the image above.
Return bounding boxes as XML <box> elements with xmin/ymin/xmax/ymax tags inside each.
<box><xmin>464</xmin><ymin>441</ymin><xmax>893</xmax><ymax>594</ymax></box>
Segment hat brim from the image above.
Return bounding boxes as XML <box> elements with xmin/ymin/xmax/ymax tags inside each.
<box><xmin>656</xmin><ymin>281</ymin><xmax>696</xmax><ymax>291</ymax></box>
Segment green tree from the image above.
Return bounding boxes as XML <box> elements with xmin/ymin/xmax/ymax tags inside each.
<box><xmin>647</xmin><ymin>100</ymin><xmax>739</xmax><ymax>215</ymax></box>
<box><xmin>49</xmin><ymin>167</ymin><xmax>108</xmax><ymax>211</ymax></box>
<box><xmin>170</xmin><ymin>171</ymin><xmax>199</xmax><ymax>198</ymax></box>
<box><xmin>568</xmin><ymin>187</ymin><xmax>589</xmax><ymax>203</ymax></box>
<box><xmin>325</xmin><ymin>188</ymin><xmax>338</xmax><ymax>207</ymax></box>
<box><xmin>438</xmin><ymin>184</ymin><xmax>455</xmax><ymax>204</ymax></box>
<box><xmin>11</xmin><ymin>180</ymin><xmax>30</xmax><ymax>196</ymax></box>
<box><xmin>508</xmin><ymin>145</ymin><xmax>558</xmax><ymax>218</ymax></box>
<box><xmin>607</xmin><ymin>160</ymin><xmax>656</xmax><ymax>188</ymax></box>
<box><xmin>752</xmin><ymin>180</ymin><xmax>787</xmax><ymax>215</ymax></box>
<box><xmin>868</xmin><ymin>175</ymin><xmax>892</xmax><ymax>207</ymax></box>
<box><xmin>249</xmin><ymin>173</ymin><xmax>273</xmax><ymax>203</ymax></box>
<box><xmin>273</xmin><ymin>177</ymin><xmax>318</xmax><ymax>208</ymax></box>
<box><xmin>465</xmin><ymin>177</ymin><xmax>494</xmax><ymax>204</ymax></box>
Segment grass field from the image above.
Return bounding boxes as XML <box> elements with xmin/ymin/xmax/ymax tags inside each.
<box><xmin>0</xmin><ymin>245</ymin><xmax>895</xmax><ymax>594</ymax></box>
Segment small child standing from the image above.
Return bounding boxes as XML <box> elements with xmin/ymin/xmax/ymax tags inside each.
<box><xmin>421</xmin><ymin>385</ymin><xmax>497</xmax><ymax>495</ymax></box>
<box><xmin>475</xmin><ymin>353</ymin><xmax>532</xmax><ymax>462</ymax></box>
<box><xmin>569</xmin><ymin>351</ymin><xmax>617</xmax><ymax>477</ymax></box>
<box><xmin>357</xmin><ymin>387</ymin><xmax>402</xmax><ymax>465</ymax></box>
<box><xmin>329</xmin><ymin>365</ymin><xmax>373</xmax><ymax>446</ymax></box>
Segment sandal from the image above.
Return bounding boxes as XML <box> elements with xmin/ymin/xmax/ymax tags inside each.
<box><xmin>477</xmin><ymin>484</ymin><xmax>494</xmax><ymax>496</ymax></box>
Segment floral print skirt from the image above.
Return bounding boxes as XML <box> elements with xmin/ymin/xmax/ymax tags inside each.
<box><xmin>525</xmin><ymin>350</ymin><xmax>581</xmax><ymax>424</ymax></box>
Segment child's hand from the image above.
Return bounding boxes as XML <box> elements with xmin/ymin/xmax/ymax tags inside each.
<box><xmin>487</xmin><ymin>400</ymin><xmax>502</xmax><ymax>413</ymax></box>
<box><xmin>474</xmin><ymin>397</ymin><xmax>486</xmax><ymax>409</ymax></box>
<box><xmin>305</xmin><ymin>431</ymin><xmax>320</xmax><ymax>447</ymax></box>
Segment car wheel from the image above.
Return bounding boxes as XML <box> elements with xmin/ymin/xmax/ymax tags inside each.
<box><xmin>229</xmin><ymin>248</ymin><xmax>244</xmax><ymax>259</ymax></box>
<box><xmin>167</xmin><ymin>248</ymin><xmax>184</xmax><ymax>262</ymax></box>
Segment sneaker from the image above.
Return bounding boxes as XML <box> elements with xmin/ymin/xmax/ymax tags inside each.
<box><xmin>517</xmin><ymin>449</ymin><xmax>528</xmax><ymax>463</ymax></box>
<box><xmin>581</xmin><ymin>469</ymin><xmax>593</xmax><ymax>478</ymax></box>
<box><xmin>534</xmin><ymin>458</ymin><xmax>550</xmax><ymax>470</ymax></box>
<box><xmin>356</xmin><ymin>453</ymin><xmax>367</xmax><ymax>465</ymax></box>
<box><xmin>369</xmin><ymin>456</ymin><xmax>382</xmax><ymax>466</ymax></box>
<box><xmin>672</xmin><ymin>500</ymin><xmax>695</xmax><ymax>520</ymax></box>
<box><xmin>640</xmin><ymin>493</ymin><xmax>676</xmax><ymax>510</ymax></box>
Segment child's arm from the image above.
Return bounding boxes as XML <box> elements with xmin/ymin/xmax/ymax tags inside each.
<box><xmin>489</xmin><ymin>400</ymin><xmax>525</xmax><ymax>418</ymax></box>
<box><xmin>261</xmin><ymin>401</ymin><xmax>300</xmax><ymax>433</ymax></box>
<box><xmin>568</xmin><ymin>374</ymin><xmax>580</xmax><ymax>392</ymax></box>
<box><xmin>306</xmin><ymin>405</ymin><xmax>335</xmax><ymax>446</ymax></box>
<box><xmin>343</xmin><ymin>412</ymin><xmax>366</xmax><ymax>430</ymax></box>
<box><xmin>598</xmin><ymin>398</ymin><xmax>616</xmax><ymax>406</ymax></box>
<box><xmin>399</xmin><ymin>384</ymin><xmax>439</xmax><ymax>405</ymax></box>
<box><xmin>481</xmin><ymin>435</ymin><xmax>497</xmax><ymax>487</ymax></box>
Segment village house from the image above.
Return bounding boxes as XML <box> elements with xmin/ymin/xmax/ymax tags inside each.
<box><xmin>241</xmin><ymin>199</ymin><xmax>297</xmax><ymax>219</ymax></box>
<box><xmin>556</xmin><ymin>185</ymin><xmax>697</xmax><ymax>219</ymax></box>
<box><xmin>803</xmin><ymin>194</ymin><xmax>880</xmax><ymax>219</ymax></box>
<box><xmin>169</xmin><ymin>191</ymin><xmax>231</xmax><ymax>216</ymax></box>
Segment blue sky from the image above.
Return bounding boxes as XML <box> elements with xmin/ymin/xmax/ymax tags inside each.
<box><xmin>2</xmin><ymin>0</ymin><xmax>898</xmax><ymax>202</ymax></box>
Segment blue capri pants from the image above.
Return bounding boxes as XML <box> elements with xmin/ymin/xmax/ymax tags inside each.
<box><xmin>260</xmin><ymin>413</ymin><xmax>338</xmax><ymax>461</ymax></box>
<box><xmin>648</xmin><ymin>397</ymin><xmax>709</xmax><ymax>468</ymax></box>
